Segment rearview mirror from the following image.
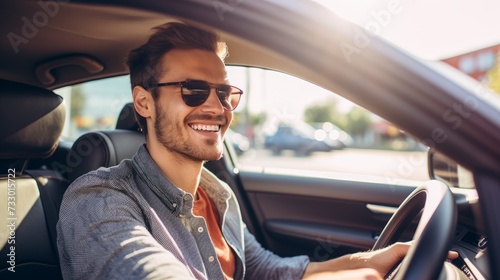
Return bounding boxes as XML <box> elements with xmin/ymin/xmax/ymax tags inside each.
<box><xmin>428</xmin><ymin>150</ymin><xmax>475</xmax><ymax>189</ymax></box>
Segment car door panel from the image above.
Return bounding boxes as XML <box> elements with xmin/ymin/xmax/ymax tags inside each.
<box><xmin>238</xmin><ymin>170</ymin><xmax>417</xmax><ymax>260</ymax></box>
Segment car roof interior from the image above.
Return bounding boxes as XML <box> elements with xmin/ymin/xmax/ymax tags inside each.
<box><xmin>0</xmin><ymin>2</ymin><xmax>303</xmax><ymax>90</ymax></box>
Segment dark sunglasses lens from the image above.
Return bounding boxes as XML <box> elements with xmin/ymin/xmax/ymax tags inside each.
<box><xmin>217</xmin><ymin>85</ymin><xmax>241</xmax><ymax>111</ymax></box>
<box><xmin>181</xmin><ymin>81</ymin><xmax>210</xmax><ymax>107</ymax></box>
<box><xmin>180</xmin><ymin>80</ymin><xmax>242</xmax><ymax>110</ymax></box>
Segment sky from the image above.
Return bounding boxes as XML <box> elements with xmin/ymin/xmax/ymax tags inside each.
<box><xmin>314</xmin><ymin>0</ymin><xmax>500</xmax><ymax>60</ymax></box>
<box><xmin>228</xmin><ymin>0</ymin><xmax>500</xmax><ymax>122</ymax></box>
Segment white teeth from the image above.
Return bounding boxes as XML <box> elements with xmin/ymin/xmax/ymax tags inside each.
<box><xmin>190</xmin><ymin>124</ymin><xmax>219</xmax><ymax>132</ymax></box>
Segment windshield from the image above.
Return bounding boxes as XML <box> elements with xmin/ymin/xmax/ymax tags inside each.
<box><xmin>314</xmin><ymin>0</ymin><xmax>500</xmax><ymax>106</ymax></box>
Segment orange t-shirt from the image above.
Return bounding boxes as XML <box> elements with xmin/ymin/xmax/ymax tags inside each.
<box><xmin>193</xmin><ymin>186</ymin><xmax>236</xmax><ymax>280</ymax></box>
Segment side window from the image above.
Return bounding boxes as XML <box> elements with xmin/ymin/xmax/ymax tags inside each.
<box><xmin>54</xmin><ymin>76</ymin><xmax>132</xmax><ymax>139</ymax></box>
<box><xmin>227</xmin><ymin>66</ymin><xmax>428</xmax><ymax>185</ymax></box>
<box><xmin>54</xmin><ymin>69</ymin><xmax>429</xmax><ymax>185</ymax></box>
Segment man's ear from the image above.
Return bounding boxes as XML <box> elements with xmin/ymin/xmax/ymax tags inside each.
<box><xmin>133</xmin><ymin>86</ymin><xmax>153</xmax><ymax>119</ymax></box>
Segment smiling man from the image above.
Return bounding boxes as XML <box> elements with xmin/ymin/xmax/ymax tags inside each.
<box><xmin>57</xmin><ymin>22</ymin><xmax>413</xmax><ymax>280</ymax></box>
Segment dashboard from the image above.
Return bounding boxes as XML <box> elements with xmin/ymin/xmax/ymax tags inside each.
<box><xmin>451</xmin><ymin>225</ymin><xmax>489</xmax><ymax>280</ymax></box>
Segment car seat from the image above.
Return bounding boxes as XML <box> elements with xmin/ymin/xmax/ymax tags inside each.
<box><xmin>0</xmin><ymin>79</ymin><xmax>66</xmax><ymax>279</ymax></box>
<box><xmin>67</xmin><ymin>102</ymin><xmax>145</xmax><ymax>182</ymax></box>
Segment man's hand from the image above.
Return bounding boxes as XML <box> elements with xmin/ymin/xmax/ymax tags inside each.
<box><xmin>349</xmin><ymin>242</ymin><xmax>409</xmax><ymax>276</ymax></box>
<box><xmin>302</xmin><ymin>242</ymin><xmax>409</xmax><ymax>279</ymax></box>
<box><xmin>349</xmin><ymin>242</ymin><xmax>459</xmax><ymax>276</ymax></box>
<box><xmin>302</xmin><ymin>242</ymin><xmax>459</xmax><ymax>279</ymax></box>
<box><xmin>302</xmin><ymin>268</ymin><xmax>382</xmax><ymax>280</ymax></box>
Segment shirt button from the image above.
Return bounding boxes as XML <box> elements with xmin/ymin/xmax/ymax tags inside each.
<box><xmin>208</xmin><ymin>256</ymin><xmax>215</xmax><ymax>262</ymax></box>
<box><xmin>197</xmin><ymin>227</ymin><xmax>204</xmax><ymax>233</ymax></box>
<box><xmin>183</xmin><ymin>195</ymin><xmax>190</xmax><ymax>201</ymax></box>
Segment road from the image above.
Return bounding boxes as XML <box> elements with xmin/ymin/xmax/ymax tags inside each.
<box><xmin>236</xmin><ymin>148</ymin><xmax>429</xmax><ymax>184</ymax></box>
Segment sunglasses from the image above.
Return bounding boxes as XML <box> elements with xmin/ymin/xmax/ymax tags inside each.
<box><xmin>148</xmin><ymin>79</ymin><xmax>243</xmax><ymax>111</ymax></box>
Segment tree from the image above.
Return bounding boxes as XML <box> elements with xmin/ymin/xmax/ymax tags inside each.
<box><xmin>232</xmin><ymin>112</ymin><xmax>266</xmax><ymax>128</ymax></box>
<box><xmin>304</xmin><ymin>103</ymin><xmax>334</xmax><ymax>123</ymax></box>
<box><xmin>346</xmin><ymin>106</ymin><xmax>371</xmax><ymax>137</ymax></box>
<box><xmin>304</xmin><ymin>101</ymin><xmax>349</xmax><ymax>129</ymax></box>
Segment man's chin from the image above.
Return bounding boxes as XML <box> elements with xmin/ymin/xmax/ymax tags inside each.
<box><xmin>204</xmin><ymin>151</ymin><xmax>224</xmax><ymax>162</ymax></box>
<box><xmin>184</xmin><ymin>148</ymin><xmax>223</xmax><ymax>162</ymax></box>
<box><xmin>202</xmin><ymin>143</ymin><xmax>224</xmax><ymax>161</ymax></box>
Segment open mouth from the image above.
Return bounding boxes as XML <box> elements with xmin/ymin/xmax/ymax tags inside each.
<box><xmin>189</xmin><ymin>124</ymin><xmax>220</xmax><ymax>132</ymax></box>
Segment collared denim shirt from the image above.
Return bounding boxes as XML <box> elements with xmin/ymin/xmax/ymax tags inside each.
<box><xmin>57</xmin><ymin>145</ymin><xmax>309</xmax><ymax>280</ymax></box>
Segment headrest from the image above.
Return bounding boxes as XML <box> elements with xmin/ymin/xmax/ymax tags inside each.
<box><xmin>116</xmin><ymin>102</ymin><xmax>140</xmax><ymax>131</ymax></box>
<box><xmin>0</xmin><ymin>79</ymin><xmax>65</xmax><ymax>159</ymax></box>
<box><xmin>67</xmin><ymin>130</ymin><xmax>145</xmax><ymax>182</ymax></box>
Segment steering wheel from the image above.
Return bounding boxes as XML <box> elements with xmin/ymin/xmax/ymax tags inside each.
<box><xmin>372</xmin><ymin>180</ymin><xmax>457</xmax><ymax>280</ymax></box>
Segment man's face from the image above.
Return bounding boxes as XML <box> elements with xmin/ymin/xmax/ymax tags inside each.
<box><xmin>152</xmin><ymin>48</ymin><xmax>232</xmax><ymax>162</ymax></box>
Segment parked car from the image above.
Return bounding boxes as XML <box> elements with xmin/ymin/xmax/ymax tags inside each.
<box><xmin>1</xmin><ymin>1</ymin><xmax>499</xmax><ymax>280</ymax></box>
<box><xmin>264</xmin><ymin>122</ymin><xmax>343</xmax><ymax>156</ymax></box>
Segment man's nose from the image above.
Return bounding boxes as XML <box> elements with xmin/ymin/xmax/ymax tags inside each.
<box><xmin>200</xmin><ymin>89</ymin><xmax>225</xmax><ymax>114</ymax></box>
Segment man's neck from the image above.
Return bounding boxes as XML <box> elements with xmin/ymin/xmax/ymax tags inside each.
<box><xmin>146</xmin><ymin>142</ymin><xmax>202</xmax><ymax>196</ymax></box>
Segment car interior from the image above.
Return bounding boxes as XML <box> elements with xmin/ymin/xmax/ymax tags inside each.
<box><xmin>1</xmin><ymin>79</ymin><xmax>67</xmax><ymax>279</ymax></box>
<box><xmin>1</xmin><ymin>1</ymin><xmax>499</xmax><ymax>280</ymax></box>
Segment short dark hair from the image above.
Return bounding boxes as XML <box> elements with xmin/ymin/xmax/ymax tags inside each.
<box><xmin>126</xmin><ymin>22</ymin><xmax>228</xmax><ymax>135</ymax></box>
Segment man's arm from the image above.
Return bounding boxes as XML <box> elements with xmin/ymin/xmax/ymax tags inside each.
<box><xmin>57</xmin><ymin>178</ymin><xmax>194</xmax><ymax>280</ymax></box>
<box><xmin>241</xmin><ymin>227</ymin><xmax>406</xmax><ymax>280</ymax></box>
<box><xmin>302</xmin><ymin>242</ymin><xmax>459</xmax><ymax>279</ymax></box>
<box><xmin>302</xmin><ymin>242</ymin><xmax>410</xmax><ymax>279</ymax></box>
<box><xmin>243</xmin><ymin>227</ymin><xmax>310</xmax><ymax>280</ymax></box>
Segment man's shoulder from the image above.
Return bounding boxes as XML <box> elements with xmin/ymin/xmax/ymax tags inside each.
<box><xmin>67</xmin><ymin>159</ymin><xmax>136</xmax><ymax>195</ymax></box>
<box><xmin>60</xmin><ymin>158</ymin><xmax>148</xmax><ymax>222</ymax></box>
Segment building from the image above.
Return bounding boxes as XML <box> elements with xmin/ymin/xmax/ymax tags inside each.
<box><xmin>441</xmin><ymin>44</ymin><xmax>500</xmax><ymax>81</ymax></box>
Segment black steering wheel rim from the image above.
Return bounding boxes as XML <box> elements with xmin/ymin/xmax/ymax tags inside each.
<box><xmin>372</xmin><ymin>180</ymin><xmax>457</xmax><ymax>280</ymax></box>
